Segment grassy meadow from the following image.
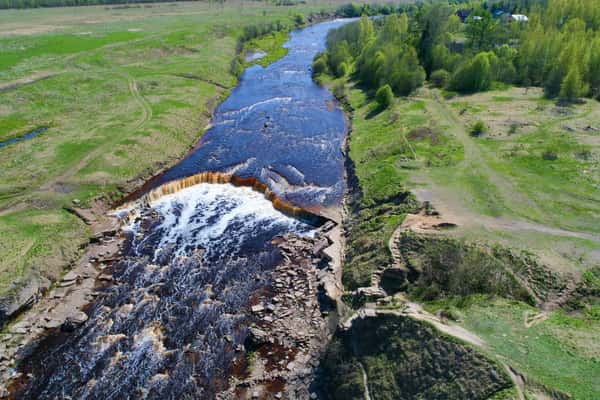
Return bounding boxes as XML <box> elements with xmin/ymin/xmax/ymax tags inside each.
<box><xmin>0</xmin><ymin>0</ymin><xmax>351</xmax><ymax>299</ymax></box>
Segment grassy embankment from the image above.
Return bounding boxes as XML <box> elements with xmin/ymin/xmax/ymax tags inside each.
<box><xmin>320</xmin><ymin>72</ymin><xmax>600</xmax><ymax>397</ymax></box>
<box><xmin>0</xmin><ymin>0</ymin><xmax>353</xmax><ymax>302</ymax></box>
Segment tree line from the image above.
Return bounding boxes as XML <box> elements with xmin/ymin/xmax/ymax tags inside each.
<box><xmin>315</xmin><ymin>0</ymin><xmax>600</xmax><ymax>104</ymax></box>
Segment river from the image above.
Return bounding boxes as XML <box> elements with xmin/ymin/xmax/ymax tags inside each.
<box><xmin>13</xmin><ymin>19</ymin><xmax>351</xmax><ymax>400</ymax></box>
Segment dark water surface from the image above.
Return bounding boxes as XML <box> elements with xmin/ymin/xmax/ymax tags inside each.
<box><xmin>152</xmin><ymin>19</ymin><xmax>350</xmax><ymax>212</ymax></box>
<box><xmin>16</xmin><ymin>19</ymin><xmax>351</xmax><ymax>400</ymax></box>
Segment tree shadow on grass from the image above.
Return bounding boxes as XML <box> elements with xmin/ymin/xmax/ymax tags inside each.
<box><xmin>366</xmin><ymin>103</ymin><xmax>385</xmax><ymax>119</ymax></box>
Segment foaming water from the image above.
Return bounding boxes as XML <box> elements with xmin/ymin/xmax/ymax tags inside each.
<box><xmin>18</xmin><ymin>184</ymin><xmax>315</xmax><ymax>399</ymax></box>
<box><xmin>130</xmin><ymin>183</ymin><xmax>314</xmax><ymax>261</ymax></box>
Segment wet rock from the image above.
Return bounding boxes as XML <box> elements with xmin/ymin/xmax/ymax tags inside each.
<box><xmin>0</xmin><ymin>277</ymin><xmax>47</xmax><ymax>329</ymax></box>
<box><xmin>62</xmin><ymin>271</ymin><xmax>80</xmax><ymax>282</ymax></box>
<box><xmin>251</xmin><ymin>304</ymin><xmax>264</xmax><ymax>313</ymax></box>
<box><xmin>10</xmin><ymin>321</ymin><xmax>30</xmax><ymax>335</ymax></box>
<box><xmin>246</xmin><ymin>327</ymin><xmax>269</xmax><ymax>348</ymax></box>
<box><xmin>97</xmin><ymin>273</ymin><xmax>113</xmax><ymax>282</ymax></box>
<box><xmin>353</xmin><ymin>286</ymin><xmax>387</xmax><ymax>303</ymax></box>
<box><xmin>42</xmin><ymin>319</ymin><xmax>63</xmax><ymax>329</ymax></box>
<box><xmin>61</xmin><ymin>311</ymin><xmax>88</xmax><ymax>332</ymax></box>
<box><xmin>312</xmin><ymin>238</ymin><xmax>330</xmax><ymax>256</ymax></box>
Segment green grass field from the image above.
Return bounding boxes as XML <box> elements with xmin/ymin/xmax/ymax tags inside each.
<box><xmin>0</xmin><ymin>0</ymin><xmax>350</xmax><ymax>300</ymax></box>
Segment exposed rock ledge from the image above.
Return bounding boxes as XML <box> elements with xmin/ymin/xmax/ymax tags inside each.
<box><xmin>0</xmin><ymin>206</ymin><xmax>122</xmax><ymax>398</ymax></box>
<box><xmin>218</xmin><ymin>221</ymin><xmax>344</xmax><ymax>399</ymax></box>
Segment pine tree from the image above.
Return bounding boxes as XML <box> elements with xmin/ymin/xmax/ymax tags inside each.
<box><xmin>560</xmin><ymin>62</ymin><xmax>588</xmax><ymax>102</ymax></box>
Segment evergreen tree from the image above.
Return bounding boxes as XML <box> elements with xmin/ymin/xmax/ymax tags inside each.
<box><xmin>375</xmin><ymin>84</ymin><xmax>394</xmax><ymax>109</ymax></box>
<box><xmin>560</xmin><ymin>62</ymin><xmax>588</xmax><ymax>102</ymax></box>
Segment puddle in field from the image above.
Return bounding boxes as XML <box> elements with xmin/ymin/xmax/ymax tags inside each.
<box><xmin>0</xmin><ymin>126</ymin><xmax>48</xmax><ymax>149</ymax></box>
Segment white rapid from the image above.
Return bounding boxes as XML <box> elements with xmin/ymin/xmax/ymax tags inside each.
<box><xmin>17</xmin><ymin>183</ymin><xmax>316</xmax><ymax>399</ymax></box>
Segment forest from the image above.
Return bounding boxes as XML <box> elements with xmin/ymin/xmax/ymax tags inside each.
<box><xmin>314</xmin><ymin>0</ymin><xmax>600</xmax><ymax>105</ymax></box>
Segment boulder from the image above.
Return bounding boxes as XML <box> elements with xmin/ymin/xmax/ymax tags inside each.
<box><xmin>61</xmin><ymin>311</ymin><xmax>88</xmax><ymax>332</ymax></box>
<box><xmin>245</xmin><ymin>327</ymin><xmax>269</xmax><ymax>349</ymax></box>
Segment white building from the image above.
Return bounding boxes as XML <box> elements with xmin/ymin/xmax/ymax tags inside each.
<box><xmin>510</xmin><ymin>14</ymin><xmax>529</xmax><ymax>22</ymax></box>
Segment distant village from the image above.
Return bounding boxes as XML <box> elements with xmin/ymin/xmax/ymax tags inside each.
<box><xmin>456</xmin><ymin>8</ymin><xmax>529</xmax><ymax>23</ymax></box>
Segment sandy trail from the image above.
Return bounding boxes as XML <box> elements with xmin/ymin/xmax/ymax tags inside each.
<box><xmin>413</xmin><ymin>186</ymin><xmax>600</xmax><ymax>244</ymax></box>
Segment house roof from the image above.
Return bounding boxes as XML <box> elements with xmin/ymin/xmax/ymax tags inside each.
<box><xmin>511</xmin><ymin>14</ymin><xmax>529</xmax><ymax>22</ymax></box>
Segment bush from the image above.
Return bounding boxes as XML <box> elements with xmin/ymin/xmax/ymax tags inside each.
<box><xmin>293</xmin><ymin>14</ymin><xmax>305</xmax><ymax>26</ymax></box>
<box><xmin>332</xmin><ymin>82</ymin><xmax>346</xmax><ymax>100</ymax></box>
<box><xmin>230</xmin><ymin>57</ymin><xmax>244</xmax><ymax>77</ymax></box>
<box><xmin>470</xmin><ymin>120</ymin><xmax>488</xmax><ymax>137</ymax></box>
<box><xmin>542</xmin><ymin>149</ymin><xmax>558</xmax><ymax>160</ymax></box>
<box><xmin>449</xmin><ymin>52</ymin><xmax>494</xmax><ymax>93</ymax></box>
<box><xmin>312</xmin><ymin>57</ymin><xmax>328</xmax><ymax>76</ymax></box>
<box><xmin>559</xmin><ymin>63</ymin><xmax>588</xmax><ymax>102</ymax></box>
<box><xmin>375</xmin><ymin>84</ymin><xmax>394</xmax><ymax>109</ymax></box>
<box><xmin>430</xmin><ymin>69</ymin><xmax>450</xmax><ymax>88</ymax></box>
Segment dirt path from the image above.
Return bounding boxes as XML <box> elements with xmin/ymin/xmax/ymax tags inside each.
<box><xmin>376</xmin><ymin>305</ymin><xmax>487</xmax><ymax>347</ymax></box>
<box><xmin>128</xmin><ymin>78</ymin><xmax>153</xmax><ymax>129</ymax></box>
<box><xmin>502</xmin><ymin>362</ymin><xmax>526</xmax><ymax>400</ymax></box>
<box><xmin>0</xmin><ymin>71</ymin><xmax>58</xmax><ymax>92</ymax></box>
<box><xmin>359</xmin><ymin>362</ymin><xmax>372</xmax><ymax>400</ymax></box>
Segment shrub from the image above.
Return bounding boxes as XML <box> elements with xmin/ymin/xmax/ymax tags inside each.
<box><xmin>375</xmin><ymin>84</ymin><xmax>394</xmax><ymax>109</ymax></box>
<box><xmin>230</xmin><ymin>57</ymin><xmax>244</xmax><ymax>77</ymax></box>
<box><xmin>559</xmin><ymin>63</ymin><xmax>588</xmax><ymax>103</ymax></box>
<box><xmin>293</xmin><ymin>14</ymin><xmax>305</xmax><ymax>26</ymax></box>
<box><xmin>470</xmin><ymin>120</ymin><xmax>488</xmax><ymax>136</ymax></box>
<box><xmin>430</xmin><ymin>69</ymin><xmax>450</xmax><ymax>88</ymax></box>
<box><xmin>449</xmin><ymin>52</ymin><xmax>494</xmax><ymax>93</ymax></box>
<box><xmin>312</xmin><ymin>57</ymin><xmax>328</xmax><ymax>76</ymax></box>
<box><xmin>542</xmin><ymin>149</ymin><xmax>558</xmax><ymax>160</ymax></box>
<box><xmin>332</xmin><ymin>82</ymin><xmax>346</xmax><ymax>100</ymax></box>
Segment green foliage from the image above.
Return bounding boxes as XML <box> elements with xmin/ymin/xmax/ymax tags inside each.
<box><xmin>470</xmin><ymin>120</ymin><xmax>488</xmax><ymax>137</ymax></box>
<box><xmin>293</xmin><ymin>13</ymin><xmax>304</xmax><ymax>27</ymax></box>
<box><xmin>312</xmin><ymin>55</ymin><xmax>328</xmax><ymax>76</ymax></box>
<box><xmin>450</xmin><ymin>52</ymin><xmax>494</xmax><ymax>93</ymax></box>
<box><xmin>375</xmin><ymin>84</ymin><xmax>393</xmax><ymax>109</ymax></box>
<box><xmin>430</xmin><ymin>69</ymin><xmax>450</xmax><ymax>88</ymax></box>
<box><xmin>318</xmin><ymin>315</ymin><xmax>513</xmax><ymax>400</ymax></box>
<box><xmin>400</xmin><ymin>234</ymin><xmax>535</xmax><ymax>304</ymax></box>
<box><xmin>325</xmin><ymin>14</ymin><xmax>425</xmax><ymax>97</ymax></box>
<box><xmin>322</xmin><ymin>0</ymin><xmax>600</xmax><ymax>100</ymax></box>
<box><xmin>465</xmin><ymin>9</ymin><xmax>499</xmax><ymax>51</ymax></box>
<box><xmin>559</xmin><ymin>62</ymin><xmax>588</xmax><ymax>102</ymax></box>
